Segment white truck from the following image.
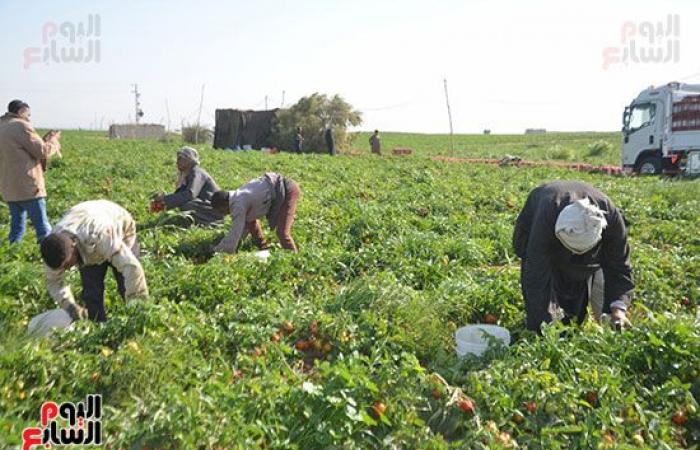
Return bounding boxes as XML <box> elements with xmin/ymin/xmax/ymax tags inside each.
<box><xmin>622</xmin><ymin>81</ymin><xmax>700</xmax><ymax>175</ymax></box>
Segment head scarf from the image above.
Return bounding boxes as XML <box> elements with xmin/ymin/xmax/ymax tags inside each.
<box><xmin>177</xmin><ymin>146</ymin><xmax>200</xmax><ymax>164</ymax></box>
<box><xmin>175</xmin><ymin>147</ymin><xmax>200</xmax><ymax>187</ymax></box>
<box><xmin>554</xmin><ymin>198</ymin><xmax>608</xmax><ymax>254</ymax></box>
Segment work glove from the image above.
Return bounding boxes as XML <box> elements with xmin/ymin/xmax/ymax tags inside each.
<box><xmin>62</xmin><ymin>301</ymin><xmax>88</xmax><ymax>321</ymax></box>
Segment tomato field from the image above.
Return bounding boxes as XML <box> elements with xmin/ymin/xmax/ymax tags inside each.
<box><xmin>0</xmin><ymin>131</ymin><xmax>699</xmax><ymax>449</ymax></box>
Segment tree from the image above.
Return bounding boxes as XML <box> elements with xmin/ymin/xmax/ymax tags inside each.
<box><xmin>272</xmin><ymin>93</ymin><xmax>362</xmax><ymax>153</ymax></box>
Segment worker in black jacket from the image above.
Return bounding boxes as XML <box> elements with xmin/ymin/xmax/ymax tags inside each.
<box><xmin>324</xmin><ymin>125</ymin><xmax>336</xmax><ymax>156</ymax></box>
<box><xmin>512</xmin><ymin>180</ymin><xmax>633</xmax><ymax>332</ymax></box>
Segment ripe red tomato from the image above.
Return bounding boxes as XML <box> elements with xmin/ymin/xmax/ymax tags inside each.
<box><xmin>483</xmin><ymin>314</ymin><xmax>498</xmax><ymax>325</ymax></box>
<box><xmin>149</xmin><ymin>200</ymin><xmax>164</xmax><ymax>213</ymax></box>
<box><xmin>372</xmin><ymin>401</ymin><xmax>386</xmax><ymax>417</ymax></box>
<box><xmin>524</xmin><ymin>401</ymin><xmax>537</xmax><ymax>414</ymax></box>
<box><xmin>672</xmin><ymin>410</ymin><xmax>688</xmax><ymax>426</ymax></box>
<box><xmin>584</xmin><ymin>391</ymin><xmax>598</xmax><ymax>406</ymax></box>
<box><xmin>457</xmin><ymin>397</ymin><xmax>475</xmax><ymax>415</ymax></box>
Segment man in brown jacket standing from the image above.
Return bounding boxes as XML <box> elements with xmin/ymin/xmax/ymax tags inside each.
<box><xmin>0</xmin><ymin>100</ymin><xmax>61</xmax><ymax>243</ymax></box>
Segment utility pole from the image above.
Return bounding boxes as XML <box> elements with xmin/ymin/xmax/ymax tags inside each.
<box><xmin>195</xmin><ymin>84</ymin><xmax>205</xmax><ymax>143</ymax></box>
<box><xmin>265</xmin><ymin>95</ymin><xmax>268</xmax><ymax>110</ymax></box>
<box><xmin>443</xmin><ymin>78</ymin><xmax>455</xmax><ymax>155</ymax></box>
<box><xmin>132</xmin><ymin>84</ymin><xmax>143</xmax><ymax>124</ymax></box>
<box><xmin>281</xmin><ymin>90</ymin><xmax>285</xmax><ymax>108</ymax></box>
<box><xmin>165</xmin><ymin>99</ymin><xmax>171</xmax><ymax>132</ymax></box>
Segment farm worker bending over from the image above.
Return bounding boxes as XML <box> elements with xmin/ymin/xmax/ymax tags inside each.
<box><xmin>211</xmin><ymin>172</ymin><xmax>301</xmax><ymax>253</ymax></box>
<box><xmin>0</xmin><ymin>100</ymin><xmax>61</xmax><ymax>243</ymax></box>
<box><xmin>153</xmin><ymin>147</ymin><xmax>224</xmax><ymax>225</ymax></box>
<box><xmin>512</xmin><ymin>181</ymin><xmax>633</xmax><ymax>332</ymax></box>
<box><xmin>39</xmin><ymin>200</ymin><xmax>148</xmax><ymax>322</ymax></box>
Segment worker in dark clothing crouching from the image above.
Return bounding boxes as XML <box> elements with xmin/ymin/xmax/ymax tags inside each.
<box><xmin>512</xmin><ymin>180</ymin><xmax>634</xmax><ymax>332</ymax></box>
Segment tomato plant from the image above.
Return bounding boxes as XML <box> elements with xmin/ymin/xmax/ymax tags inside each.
<box><xmin>0</xmin><ymin>131</ymin><xmax>698</xmax><ymax>448</ymax></box>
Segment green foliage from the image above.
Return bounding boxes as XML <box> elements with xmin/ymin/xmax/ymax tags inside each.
<box><xmin>273</xmin><ymin>93</ymin><xmax>362</xmax><ymax>153</ymax></box>
<box><xmin>546</xmin><ymin>145</ymin><xmax>575</xmax><ymax>161</ymax></box>
<box><xmin>181</xmin><ymin>123</ymin><xmax>213</xmax><ymax>145</ymax></box>
<box><xmin>352</xmin><ymin>131</ymin><xmax>623</xmax><ymax>165</ymax></box>
<box><xmin>0</xmin><ymin>130</ymin><xmax>698</xmax><ymax>448</ymax></box>
<box><xmin>587</xmin><ymin>140</ymin><xmax>614</xmax><ymax>157</ymax></box>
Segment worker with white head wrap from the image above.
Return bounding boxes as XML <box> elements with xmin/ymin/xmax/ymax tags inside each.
<box><xmin>512</xmin><ymin>180</ymin><xmax>633</xmax><ymax>332</ymax></box>
<box><xmin>154</xmin><ymin>147</ymin><xmax>224</xmax><ymax>226</ymax></box>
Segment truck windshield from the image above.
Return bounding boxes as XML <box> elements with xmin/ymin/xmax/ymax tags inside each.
<box><xmin>625</xmin><ymin>103</ymin><xmax>656</xmax><ymax>133</ymax></box>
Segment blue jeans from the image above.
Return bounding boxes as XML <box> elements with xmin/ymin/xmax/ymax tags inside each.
<box><xmin>8</xmin><ymin>198</ymin><xmax>51</xmax><ymax>243</ymax></box>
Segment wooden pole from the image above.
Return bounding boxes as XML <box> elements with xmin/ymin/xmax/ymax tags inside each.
<box><xmin>165</xmin><ymin>99</ymin><xmax>171</xmax><ymax>132</ymax></box>
<box><xmin>443</xmin><ymin>78</ymin><xmax>455</xmax><ymax>155</ymax></box>
<box><xmin>195</xmin><ymin>84</ymin><xmax>205</xmax><ymax>143</ymax></box>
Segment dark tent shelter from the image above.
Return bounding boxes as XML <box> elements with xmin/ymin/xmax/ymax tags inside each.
<box><xmin>214</xmin><ymin>109</ymin><xmax>280</xmax><ymax>150</ymax></box>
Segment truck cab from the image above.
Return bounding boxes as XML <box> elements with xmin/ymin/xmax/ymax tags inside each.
<box><xmin>622</xmin><ymin>82</ymin><xmax>700</xmax><ymax>175</ymax></box>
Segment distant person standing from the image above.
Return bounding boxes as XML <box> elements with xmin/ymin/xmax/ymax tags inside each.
<box><xmin>0</xmin><ymin>100</ymin><xmax>61</xmax><ymax>244</ymax></box>
<box><xmin>369</xmin><ymin>130</ymin><xmax>381</xmax><ymax>155</ymax></box>
<box><xmin>324</xmin><ymin>125</ymin><xmax>336</xmax><ymax>156</ymax></box>
<box><xmin>293</xmin><ymin>127</ymin><xmax>303</xmax><ymax>154</ymax></box>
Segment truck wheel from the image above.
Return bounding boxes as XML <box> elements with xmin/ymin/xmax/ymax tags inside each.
<box><xmin>636</xmin><ymin>156</ymin><xmax>661</xmax><ymax>175</ymax></box>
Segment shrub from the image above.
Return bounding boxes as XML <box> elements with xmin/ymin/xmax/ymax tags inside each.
<box><xmin>158</xmin><ymin>132</ymin><xmax>182</xmax><ymax>144</ymax></box>
<box><xmin>181</xmin><ymin>124</ymin><xmax>212</xmax><ymax>145</ymax></box>
<box><xmin>587</xmin><ymin>140</ymin><xmax>614</xmax><ymax>157</ymax></box>
<box><xmin>272</xmin><ymin>93</ymin><xmax>362</xmax><ymax>153</ymax></box>
<box><xmin>547</xmin><ymin>145</ymin><xmax>575</xmax><ymax>161</ymax></box>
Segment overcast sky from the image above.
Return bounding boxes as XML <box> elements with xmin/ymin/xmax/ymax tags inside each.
<box><xmin>1</xmin><ymin>0</ymin><xmax>698</xmax><ymax>133</ymax></box>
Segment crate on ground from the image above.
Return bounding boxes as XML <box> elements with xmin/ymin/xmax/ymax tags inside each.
<box><xmin>392</xmin><ymin>147</ymin><xmax>413</xmax><ymax>156</ymax></box>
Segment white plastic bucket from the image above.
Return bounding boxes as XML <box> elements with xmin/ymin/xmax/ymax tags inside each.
<box><xmin>28</xmin><ymin>308</ymin><xmax>73</xmax><ymax>337</ymax></box>
<box><xmin>455</xmin><ymin>324</ymin><xmax>510</xmax><ymax>357</ymax></box>
<box><xmin>254</xmin><ymin>249</ymin><xmax>271</xmax><ymax>262</ymax></box>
